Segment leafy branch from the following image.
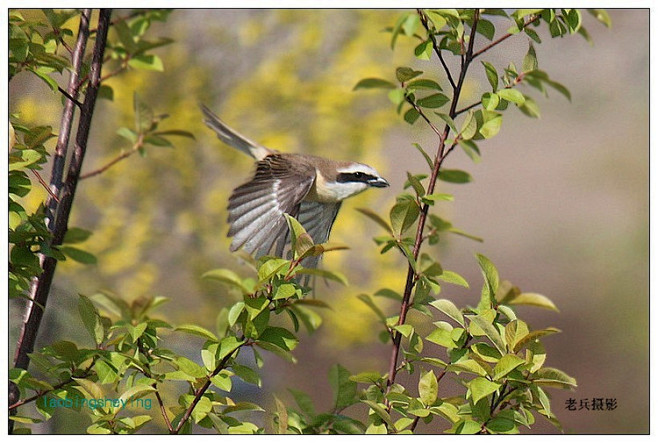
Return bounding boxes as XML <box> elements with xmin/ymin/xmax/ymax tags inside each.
<box><xmin>385</xmin><ymin>8</ymin><xmax>481</xmax><ymax>398</ymax></box>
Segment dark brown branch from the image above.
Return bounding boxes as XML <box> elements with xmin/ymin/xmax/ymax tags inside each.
<box><xmin>57</xmin><ymin>86</ymin><xmax>83</xmax><ymax>108</ymax></box>
<box><xmin>11</xmin><ymin>10</ymin><xmax>112</xmax><ymax>430</ymax></box>
<box><xmin>385</xmin><ymin>10</ymin><xmax>481</xmax><ymax>413</ymax></box>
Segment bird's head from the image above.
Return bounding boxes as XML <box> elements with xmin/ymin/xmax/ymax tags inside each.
<box><xmin>315</xmin><ymin>162</ymin><xmax>389</xmax><ymax>202</ymax></box>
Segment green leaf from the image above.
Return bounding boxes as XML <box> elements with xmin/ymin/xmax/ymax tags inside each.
<box><xmin>476</xmin><ymin>253</ymin><xmax>499</xmax><ymax>301</ymax></box>
<box><xmin>435</xmin><ymin>113</ymin><xmax>457</xmax><ymax>133</ymax></box>
<box><xmin>403</xmin><ymin>107</ymin><xmax>420</xmax><ymax>125</ymax></box>
<box><xmin>468</xmin><ymin>377</ymin><xmax>501</xmax><ymax>403</ymax></box>
<box><xmin>412</xmin><ymin>143</ymin><xmax>434</xmax><ymax>169</ymax></box>
<box><xmin>429</xmin><ymin>299</ymin><xmax>464</xmax><ymax>326</ymax></box>
<box><xmin>117</xmin><ymin>127</ymin><xmax>138</xmax><ymax>143</ymax></box>
<box><xmin>459</xmin><ymin>111</ymin><xmax>478</xmax><ymax>140</ymax></box>
<box><xmin>588</xmin><ymin>9</ymin><xmax>612</xmax><ymax>27</ymax></box>
<box><xmin>227</xmin><ymin>301</ymin><xmax>245</xmax><ymax>327</ymax></box>
<box><xmin>128</xmin><ymin>54</ymin><xmax>164</xmax><ymax>71</ymax></box>
<box><xmin>405</xmin><ymin>172</ymin><xmax>425</xmax><ymax>197</ymax></box>
<box><xmin>492</xmin><ymin>354</ymin><xmax>526</xmax><ymax>380</ymax></box>
<box><xmin>258</xmin><ymin>258</ymin><xmax>290</xmax><ymax>282</ymax></box>
<box><xmin>513</xmin><ymin>327</ymin><xmax>560</xmax><ymax>352</ymax></box>
<box><xmin>497</xmin><ymin>88</ymin><xmax>525</xmax><ymax>105</ymax></box>
<box><xmin>508</xmin><ymin>292</ymin><xmax>559</xmax><ymax>311</ymax></box>
<box><xmin>388</xmin><ymin>89</ymin><xmax>405</xmax><ymax>105</ymax></box>
<box><xmin>437</xmin><ymin>270</ymin><xmax>469</xmax><ymax>288</ymax></box>
<box><xmin>258</xmin><ymin>327</ymin><xmax>298</xmax><ymax>351</ymax></box>
<box><xmin>60</xmin><ymin>246</ymin><xmax>96</xmax><ymax>264</ymax></box>
<box><xmin>504</xmin><ymin>319</ymin><xmax>529</xmax><ymax>352</ymax></box>
<box><xmin>78</xmin><ymin>295</ymin><xmax>104</xmax><ymax>345</ymax></box>
<box><xmin>482</xmin><ymin>61</ymin><xmax>499</xmax><ymax>91</ymax></box>
<box><xmin>389</xmin><ymin>200</ymin><xmax>420</xmax><ymax>236</ymax></box>
<box><xmin>438</xmin><ymin>169</ymin><xmax>472</xmax><ymax>184</ymax></box>
<box><xmin>414</xmin><ymin>40</ymin><xmax>432</xmax><ymax>60</ymax></box>
<box><xmin>418</xmin><ymin>370</ymin><xmax>438</xmax><ymax>406</ymax></box>
<box><xmin>476</xmin><ymin>109</ymin><xmax>502</xmax><ymax>139</ymax></box>
<box><xmin>451</xmin><ymin>419</ymin><xmax>481</xmax><ymax>434</ymax></box>
<box><xmin>531</xmin><ymin>367</ymin><xmax>577</xmax><ymax>389</ymax></box>
<box><xmin>417</xmin><ymin>93</ymin><xmax>449</xmax><ymax>109</ymax></box>
<box><xmin>211</xmin><ymin>370</ymin><xmax>233</xmax><ymax>392</ymax></box>
<box><xmin>232</xmin><ymin>363</ymin><xmax>261</xmax><ymax>386</ymax></box>
<box><xmin>353</xmin><ymin>78</ymin><xmax>397</xmax><ymax>90</ymax></box>
<box><xmin>361</xmin><ymin>400</ymin><xmax>394</xmax><ymax>427</ymax></box>
<box><xmin>486</xmin><ymin>416</ymin><xmax>517</xmax><ymax>433</ymax></box>
<box><xmin>329</xmin><ymin>364</ymin><xmax>358</xmax><ymax>411</ymax></box>
<box><xmin>519</xmin><ymin>95</ymin><xmax>541</xmax><ymax>118</ymax></box>
<box><xmin>468</xmin><ymin>315</ymin><xmax>506</xmax><ymax>354</ymax></box>
<box><xmin>288</xmin><ymin>388</ymin><xmax>316</xmax><ymax>418</ymax></box>
<box><xmin>407</xmin><ymin>79</ymin><xmax>442</xmax><ymax>91</ymax></box>
<box><xmin>523</xmin><ymin>42</ymin><xmax>538</xmax><ymax>72</ymax></box>
<box><xmin>63</xmin><ymin>227</ymin><xmax>92</xmax><ymax>244</ymax></box>
<box><xmin>396</xmin><ymin>67</ymin><xmax>423</xmax><ymax>83</ymax></box>
<box><xmin>393</xmin><ymin>324</ymin><xmax>414</xmax><ymax>338</ymax></box>
<box><xmin>475</xmin><ymin>19</ymin><xmax>495</xmax><ymax>40</ymax></box>
<box><xmin>175</xmin><ymin>324</ymin><xmax>218</xmax><ymax>341</ymax></box>
<box><xmin>218</xmin><ymin>335</ymin><xmax>246</xmax><ymax>360</ymax></box>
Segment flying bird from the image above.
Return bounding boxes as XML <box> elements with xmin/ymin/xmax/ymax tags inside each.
<box><xmin>201</xmin><ymin>105</ymin><xmax>389</xmax><ymax>267</ymax></box>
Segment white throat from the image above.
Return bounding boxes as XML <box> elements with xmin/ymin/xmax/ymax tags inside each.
<box><xmin>310</xmin><ymin>169</ymin><xmax>369</xmax><ymax>203</ymax></box>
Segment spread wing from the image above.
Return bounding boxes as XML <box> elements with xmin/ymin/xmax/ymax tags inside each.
<box><xmin>296</xmin><ymin>201</ymin><xmax>342</xmax><ymax>269</ymax></box>
<box><xmin>228</xmin><ymin>155</ymin><xmax>315</xmax><ymax>256</ymax></box>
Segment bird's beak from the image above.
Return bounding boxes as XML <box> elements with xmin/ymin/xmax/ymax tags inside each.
<box><xmin>368</xmin><ymin>177</ymin><xmax>389</xmax><ymax>188</ymax></box>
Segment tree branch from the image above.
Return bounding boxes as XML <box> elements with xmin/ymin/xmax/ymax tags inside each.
<box><xmin>385</xmin><ymin>10</ymin><xmax>481</xmax><ymax>410</ymax></box>
<box><xmin>11</xmin><ymin>9</ymin><xmax>112</xmax><ymax>431</ymax></box>
<box><xmin>172</xmin><ymin>344</ymin><xmax>244</xmax><ymax>434</ymax></box>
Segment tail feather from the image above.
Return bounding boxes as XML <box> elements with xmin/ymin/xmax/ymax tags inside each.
<box><xmin>200</xmin><ymin>104</ymin><xmax>273</xmax><ymax>160</ymax></box>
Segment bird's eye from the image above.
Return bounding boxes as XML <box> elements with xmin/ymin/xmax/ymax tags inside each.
<box><xmin>353</xmin><ymin>172</ymin><xmax>363</xmax><ymax>178</ymax></box>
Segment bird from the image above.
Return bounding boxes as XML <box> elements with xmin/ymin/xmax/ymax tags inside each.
<box><xmin>201</xmin><ymin>104</ymin><xmax>389</xmax><ymax>269</ymax></box>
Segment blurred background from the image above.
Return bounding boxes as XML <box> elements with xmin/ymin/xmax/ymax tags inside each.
<box><xmin>9</xmin><ymin>9</ymin><xmax>648</xmax><ymax>434</ymax></box>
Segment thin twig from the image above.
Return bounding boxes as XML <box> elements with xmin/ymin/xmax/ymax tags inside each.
<box><xmin>136</xmin><ymin>339</ymin><xmax>173</xmax><ymax>432</ymax></box>
<box><xmin>31</xmin><ymin>170</ymin><xmax>60</xmax><ymax>202</ymax></box>
<box><xmin>471</xmin><ymin>14</ymin><xmax>541</xmax><ymax>60</ymax></box>
<box><xmin>417</xmin><ymin>9</ymin><xmax>456</xmax><ymax>90</ymax></box>
<box><xmin>57</xmin><ymin>86</ymin><xmax>83</xmax><ymax>108</ymax></box>
<box><xmin>405</xmin><ymin>96</ymin><xmax>442</xmax><ymax>139</ymax></box>
<box><xmin>79</xmin><ymin>134</ymin><xmax>144</xmax><ymax>180</ymax></box>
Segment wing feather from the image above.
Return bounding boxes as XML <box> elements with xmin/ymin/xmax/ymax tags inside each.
<box><xmin>227</xmin><ymin>154</ymin><xmax>315</xmax><ymax>256</ymax></box>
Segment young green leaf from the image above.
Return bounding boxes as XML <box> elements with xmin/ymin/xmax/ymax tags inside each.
<box><xmin>418</xmin><ymin>370</ymin><xmax>438</xmax><ymax>406</ymax></box>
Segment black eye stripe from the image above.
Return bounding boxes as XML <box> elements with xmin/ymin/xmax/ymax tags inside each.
<box><xmin>336</xmin><ymin>172</ymin><xmax>376</xmax><ymax>183</ymax></box>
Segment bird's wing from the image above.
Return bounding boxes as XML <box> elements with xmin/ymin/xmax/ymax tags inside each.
<box><xmin>228</xmin><ymin>155</ymin><xmax>315</xmax><ymax>256</ymax></box>
<box><xmin>201</xmin><ymin>104</ymin><xmax>274</xmax><ymax>161</ymax></box>
<box><xmin>295</xmin><ymin>201</ymin><xmax>343</xmax><ymax>269</ymax></box>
